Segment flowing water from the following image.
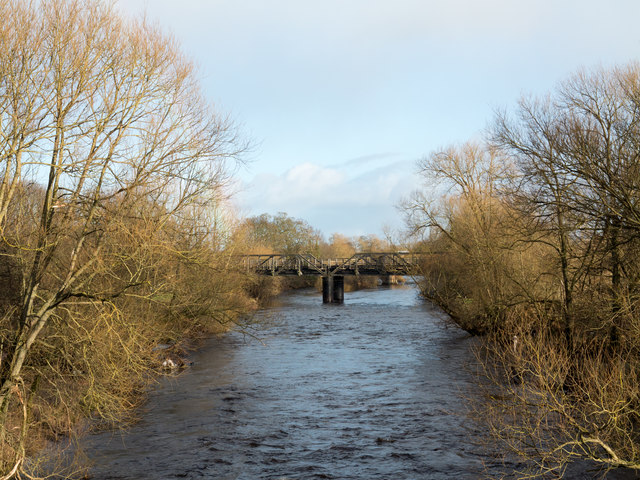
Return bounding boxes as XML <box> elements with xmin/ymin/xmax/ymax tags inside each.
<box><xmin>84</xmin><ymin>283</ymin><xmax>495</xmax><ymax>479</ymax></box>
<box><xmin>83</xmin><ymin>283</ymin><xmax>620</xmax><ymax>479</ymax></box>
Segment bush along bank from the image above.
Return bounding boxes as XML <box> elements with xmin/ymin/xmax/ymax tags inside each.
<box><xmin>405</xmin><ymin>64</ymin><xmax>640</xmax><ymax>477</ymax></box>
<box><xmin>0</xmin><ymin>0</ymin><xmax>251</xmax><ymax>476</ymax></box>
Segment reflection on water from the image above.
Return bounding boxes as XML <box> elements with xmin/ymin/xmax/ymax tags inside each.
<box><xmin>83</xmin><ymin>285</ymin><xmax>500</xmax><ymax>479</ymax></box>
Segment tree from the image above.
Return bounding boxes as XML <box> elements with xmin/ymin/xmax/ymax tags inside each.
<box><xmin>404</xmin><ymin>63</ymin><xmax>640</xmax><ymax>477</ymax></box>
<box><xmin>402</xmin><ymin>142</ymin><xmax>526</xmax><ymax>331</ymax></box>
<box><xmin>557</xmin><ymin>65</ymin><xmax>640</xmax><ymax>299</ymax></box>
<box><xmin>244</xmin><ymin>212</ymin><xmax>323</xmax><ymax>255</ymax></box>
<box><xmin>491</xmin><ymin>64</ymin><xmax>640</xmax><ymax>345</ymax></box>
<box><xmin>0</xmin><ymin>0</ymin><xmax>245</xmax><ymax>474</ymax></box>
<box><xmin>353</xmin><ymin>234</ymin><xmax>389</xmax><ymax>253</ymax></box>
<box><xmin>491</xmin><ymin>95</ymin><xmax>585</xmax><ymax>346</ymax></box>
<box><xmin>324</xmin><ymin>233</ymin><xmax>356</xmax><ymax>257</ymax></box>
<box><xmin>482</xmin><ymin>64</ymin><xmax>640</xmax><ymax>476</ymax></box>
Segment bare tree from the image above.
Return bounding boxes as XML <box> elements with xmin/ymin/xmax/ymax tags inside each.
<box><xmin>491</xmin><ymin>64</ymin><xmax>640</xmax><ymax>345</ymax></box>
<box><xmin>406</xmin><ymin>64</ymin><xmax>640</xmax><ymax>476</ymax></box>
<box><xmin>402</xmin><ymin>142</ymin><xmax>525</xmax><ymax>331</ymax></box>
<box><xmin>490</xmin><ymin>95</ymin><xmax>588</xmax><ymax>347</ymax></box>
<box><xmin>244</xmin><ymin>212</ymin><xmax>323</xmax><ymax>255</ymax></box>
<box><xmin>481</xmin><ymin>65</ymin><xmax>640</xmax><ymax>476</ymax></box>
<box><xmin>0</xmin><ymin>0</ymin><xmax>245</xmax><ymax>474</ymax></box>
<box><xmin>558</xmin><ymin>66</ymin><xmax>640</xmax><ymax>298</ymax></box>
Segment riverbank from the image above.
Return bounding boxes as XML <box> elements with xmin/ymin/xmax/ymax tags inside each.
<box><xmin>3</xmin><ymin>265</ymin><xmax>262</xmax><ymax>479</ymax></box>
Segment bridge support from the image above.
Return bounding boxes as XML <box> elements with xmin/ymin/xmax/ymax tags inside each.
<box><xmin>322</xmin><ymin>275</ymin><xmax>333</xmax><ymax>303</ymax></box>
<box><xmin>322</xmin><ymin>275</ymin><xmax>344</xmax><ymax>304</ymax></box>
<box><xmin>333</xmin><ymin>275</ymin><xmax>344</xmax><ymax>303</ymax></box>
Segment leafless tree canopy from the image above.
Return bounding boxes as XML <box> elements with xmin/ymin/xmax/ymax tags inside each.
<box><xmin>0</xmin><ymin>1</ymin><xmax>248</xmax><ymax>476</ymax></box>
<box><xmin>405</xmin><ymin>63</ymin><xmax>640</xmax><ymax>476</ymax></box>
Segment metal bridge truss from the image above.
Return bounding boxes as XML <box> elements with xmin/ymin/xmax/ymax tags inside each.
<box><xmin>240</xmin><ymin>252</ymin><xmax>422</xmax><ymax>277</ymax></box>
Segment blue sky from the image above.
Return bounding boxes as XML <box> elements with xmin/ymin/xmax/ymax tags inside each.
<box><xmin>118</xmin><ymin>0</ymin><xmax>640</xmax><ymax>238</ymax></box>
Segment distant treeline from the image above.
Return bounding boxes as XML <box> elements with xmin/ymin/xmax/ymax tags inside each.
<box><xmin>240</xmin><ymin>211</ymin><xmax>394</xmax><ymax>257</ymax></box>
<box><xmin>237</xmin><ymin>212</ymin><xmax>397</xmax><ymax>297</ymax></box>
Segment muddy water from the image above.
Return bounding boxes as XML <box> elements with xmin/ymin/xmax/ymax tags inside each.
<box><xmin>84</xmin><ymin>284</ymin><xmax>500</xmax><ymax>479</ymax></box>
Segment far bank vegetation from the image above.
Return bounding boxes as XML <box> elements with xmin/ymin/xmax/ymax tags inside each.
<box><xmin>238</xmin><ymin>212</ymin><xmax>400</xmax><ymax>298</ymax></box>
<box><xmin>405</xmin><ymin>63</ymin><xmax>640</xmax><ymax>477</ymax></box>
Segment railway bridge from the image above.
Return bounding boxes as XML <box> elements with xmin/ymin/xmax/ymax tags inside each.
<box><xmin>240</xmin><ymin>252</ymin><xmax>424</xmax><ymax>304</ymax></box>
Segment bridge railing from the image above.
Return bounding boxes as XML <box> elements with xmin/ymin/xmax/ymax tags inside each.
<box><xmin>240</xmin><ymin>253</ymin><xmax>326</xmax><ymax>275</ymax></box>
<box><xmin>239</xmin><ymin>252</ymin><xmax>427</xmax><ymax>276</ymax></box>
<box><xmin>330</xmin><ymin>252</ymin><xmax>419</xmax><ymax>275</ymax></box>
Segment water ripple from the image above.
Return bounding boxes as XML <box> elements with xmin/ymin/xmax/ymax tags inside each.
<box><xmin>84</xmin><ymin>285</ymin><xmax>505</xmax><ymax>479</ymax></box>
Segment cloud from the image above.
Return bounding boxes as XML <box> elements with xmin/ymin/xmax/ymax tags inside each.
<box><xmin>237</xmin><ymin>157</ymin><xmax>421</xmax><ymax>236</ymax></box>
<box><xmin>257</xmin><ymin>162</ymin><xmax>344</xmax><ymax>205</ymax></box>
<box><xmin>327</xmin><ymin>152</ymin><xmax>402</xmax><ymax>170</ymax></box>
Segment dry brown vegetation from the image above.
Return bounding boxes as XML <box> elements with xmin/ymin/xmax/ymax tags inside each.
<box><xmin>0</xmin><ymin>1</ymin><xmax>253</xmax><ymax>477</ymax></box>
<box><xmin>405</xmin><ymin>64</ymin><xmax>640</xmax><ymax>477</ymax></box>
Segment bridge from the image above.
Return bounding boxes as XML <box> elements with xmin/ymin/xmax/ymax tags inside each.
<box><xmin>240</xmin><ymin>252</ymin><xmax>424</xmax><ymax>304</ymax></box>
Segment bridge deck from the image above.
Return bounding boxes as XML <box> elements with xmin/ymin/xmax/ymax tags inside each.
<box><xmin>240</xmin><ymin>252</ymin><xmax>423</xmax><ymax>277</ymax></box>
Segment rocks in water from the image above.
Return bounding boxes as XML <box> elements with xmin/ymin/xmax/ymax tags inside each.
<box><xmin>161</xmin><ymin>357</ymin><xmax>194</xmax><ymax>370</ymax></box>
<box><xmin>162</xmin><ymin>358</ymin><xmax>177</xmax><ymax>369</ymax></box>
<box><xmin>155</xmin><ymin>341</ymin><xmax>194</xmax><ymax>371</ymax></box>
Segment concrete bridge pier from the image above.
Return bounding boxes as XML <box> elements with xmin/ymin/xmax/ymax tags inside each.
<box><xmin>322</xmin><ymin>275</ymin><xmax>344</xmax><ymax>304</ymax></box>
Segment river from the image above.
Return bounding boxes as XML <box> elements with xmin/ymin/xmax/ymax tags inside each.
<box><xmin>80</xmin><ymin>284</ymin><xmax>525</xmax><ymax>478</ymax></box>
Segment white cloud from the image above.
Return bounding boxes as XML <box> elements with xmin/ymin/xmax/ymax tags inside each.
<box><xmin>284</xmin><ymin>162</ymin><xmax>343</xmax><ymax>191</ymax></box>
<box><xmin>255</xmin><ymin>162</ymin><xmax>344</xmax><ymax>206</ymax></box>
<box><xmin>117</xmin><ymin>0</ymin><xmax>640</xmax><ymax>236</ymax></box>
<box><xmin>237</xmin><ymin>157</ymin><xmax>421</xmax><ymax>236</ymax></box>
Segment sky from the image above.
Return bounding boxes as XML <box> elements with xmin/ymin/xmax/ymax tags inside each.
<box><xmin>117</xmin><ymin>0</ymin><xmax>640</xmax><ymax>238</ymax></box>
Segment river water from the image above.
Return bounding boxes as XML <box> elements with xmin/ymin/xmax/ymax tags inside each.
<box><xmin>82</xmin><ymin>284</ymin><xmax>506</xmax><ymax>479</ymax></box>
